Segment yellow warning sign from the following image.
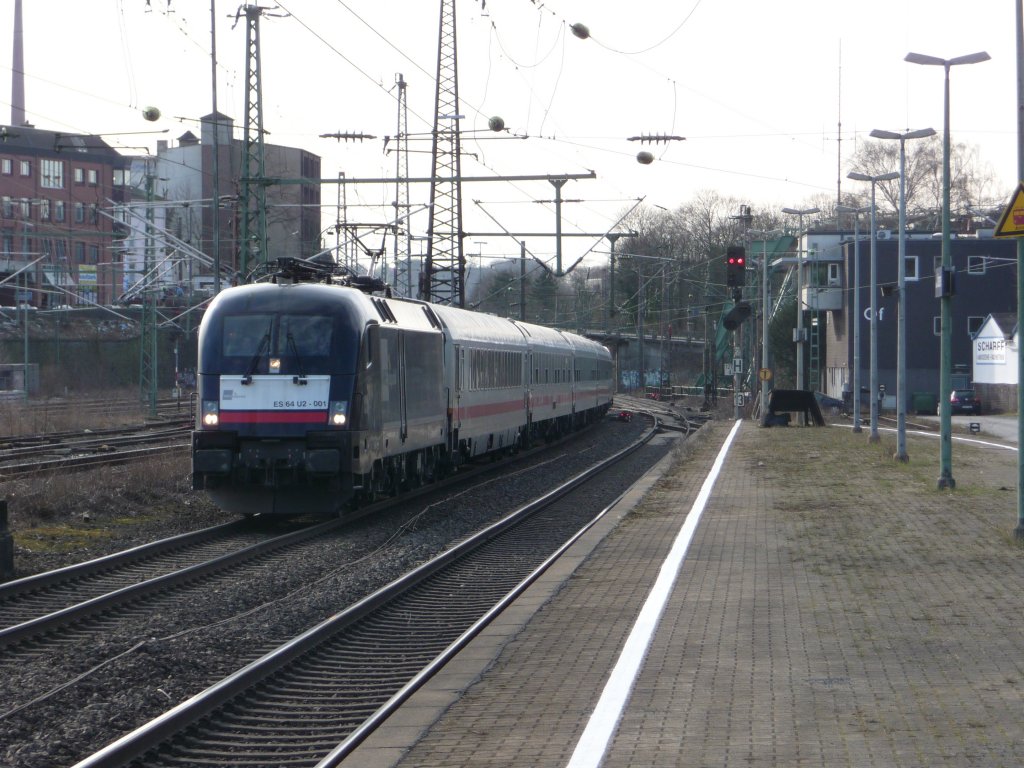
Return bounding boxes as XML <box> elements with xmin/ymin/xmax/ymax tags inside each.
<box><xmin>993</xmin><ymin>182</ymin><xmax>1024</xmax><ymax>238</ymax></box>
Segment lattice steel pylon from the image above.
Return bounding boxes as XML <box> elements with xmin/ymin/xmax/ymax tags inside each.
<box><xmin>393</xmin><ymin>73</ymin><xmax>414</xmax><ymax>298</ymax></box>
<box><xmin>421</xmin><ymin>0</ymin><xmax>465</xmax><ymax>306</ymax></box>
<box><xmin>239</xmin><ymin>4</ymin><xmax>268</xmax><ymax>278</ymax></box>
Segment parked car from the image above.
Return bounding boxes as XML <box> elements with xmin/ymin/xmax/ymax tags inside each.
<box><xmin>947</xmin><ymin>389</ymin><xmax>981</xmax><ymax>415</ymax></box>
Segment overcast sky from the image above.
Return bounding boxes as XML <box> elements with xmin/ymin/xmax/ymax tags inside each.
<box><xmin>0</xmin><ymin>0</ymin><xmax>1017</xmax><ymax>269</ymax></box>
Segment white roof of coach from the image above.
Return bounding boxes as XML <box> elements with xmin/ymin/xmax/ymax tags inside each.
<box><xmin>427</xmin><ymin>304</ymin><xmax>529</xmax><ymax>345</ymax></box>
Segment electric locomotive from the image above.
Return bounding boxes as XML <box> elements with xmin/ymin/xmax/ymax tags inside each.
<box><xmin>192</xmin><ymin>257</ymin><xmax>613</xmax><ymax>517</ymax></box>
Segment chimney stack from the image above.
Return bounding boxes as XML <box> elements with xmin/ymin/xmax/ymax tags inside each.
<box><xmin>11</xmin><ymin>0</ymin><xmax>26</xmax><ymax>126</ymax></box>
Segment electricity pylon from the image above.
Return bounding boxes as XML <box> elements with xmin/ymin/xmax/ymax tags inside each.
<box><xmin>392</xmin><ymin>74</ymin><xmax>413</xmax><ymax>298</ymax></box>
<box><xmin>239</xmin><ymin>4</ymin><xmax>269</xmax><ymax>276</ymax></box>
<box><xmin>423</xmin><ymin>0</ymin><xmax>465</xmax><ymax>306</ymax></box>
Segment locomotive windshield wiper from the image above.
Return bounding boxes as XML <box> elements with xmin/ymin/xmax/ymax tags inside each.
<box><xmin>286</xmin><ymin>332</ymin><xmax>308</xmax><ymax>385</ymax></box>
<box><xmin>241</xmin><ymin>329</ymin><xmax>272</xmax><ymax>385</ymax></box>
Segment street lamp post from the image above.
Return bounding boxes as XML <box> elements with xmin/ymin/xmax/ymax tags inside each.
<box><xmin>781</xmin><ymin>207</ymin><xmax>820</xmax><ymax>391</ymax></box>
<box><xmin>837</xmin><ymin>205</ymin><xmax>870</xmax><ymax>433</ymax></box>
<box><xmin>906</xmin><ymin>50</ymin><xmax>990</xmax><ymax>489</ymax></box>
<box><xmin>870</xmin><ymin>127</ymin><xmax>937</xmax><ymax>462</ymax></box>
<box><xmin>751</xmin><ymin>229</ymin><xmax>783</xmax><ymax>425</ymax></box>
<box><xmin>848</xmin><ymin>171</ymin><xmax>899</xmax><ymax>442</ymax></box>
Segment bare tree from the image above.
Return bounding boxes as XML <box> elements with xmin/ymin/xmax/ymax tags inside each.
<box><xmin>845</xmin><ymin>135</ymin><xmax>1003</xmax><ymax>229</ymax></box>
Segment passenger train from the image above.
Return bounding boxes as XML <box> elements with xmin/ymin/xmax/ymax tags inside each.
<box><xmin>192</xmin><ymin>257</ymin><xmax>614</xmax><ymax>516</ymax></box>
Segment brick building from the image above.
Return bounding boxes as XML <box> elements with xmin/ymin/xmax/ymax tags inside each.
<box><xmin>0</xmin><ymin>125</ymin><xmax>127</xmax><ymax>307</ymax></box>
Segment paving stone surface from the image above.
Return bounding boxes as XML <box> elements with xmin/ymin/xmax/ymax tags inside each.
<box><xmin>346</xmin><ymin>418</ymin><xmax>1024</xmax><ymax>768</ymax></box>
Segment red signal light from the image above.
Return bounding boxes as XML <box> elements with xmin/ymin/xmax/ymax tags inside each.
<box><xmin>726</xmin><ymin>246</ymin><xmax>746</xmax><ymax>288</ymax></box>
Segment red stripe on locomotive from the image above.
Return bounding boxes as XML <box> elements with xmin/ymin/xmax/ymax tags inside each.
<box><xmin>219</xmin><ymin>410</ymin><xmax>327</xmax><ymax>424</ymax></box>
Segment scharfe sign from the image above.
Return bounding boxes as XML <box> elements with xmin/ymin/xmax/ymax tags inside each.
<box><xmin>976</xmin><ymin>337</ymin><xmax>1006</xmax><ymax>365</ymax></box>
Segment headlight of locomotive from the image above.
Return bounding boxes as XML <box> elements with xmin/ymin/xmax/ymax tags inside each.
<box><xmin>329</xmin><ymin>400</ymin><xmax>349</xmax><ymax>426</ymax></box>
<box><xmin>201</xmin><ymin>400</ymin><xmax>220</xmax><ymax>427</ymax></box>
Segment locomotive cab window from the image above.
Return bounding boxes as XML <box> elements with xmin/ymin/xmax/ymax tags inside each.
<box><xmin>220</xmin><ymin>313</ymin><xmax>336</xmax><ymax>375</ymax></box>
<box><xmin>223</xmin><ymin>314</ymin><xmax>333</xmax><ymax>358</ymax></box>
<box><xmin>223</xmin><ymin>315</ymin><xmax>275</xmax><ymax>357</ymax></box>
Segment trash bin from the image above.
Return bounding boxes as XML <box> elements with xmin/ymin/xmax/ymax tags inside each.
<box><xmin>912</xmin><ymin>392</ymin><xmax>938</xmax><ymax>415</ymax></box>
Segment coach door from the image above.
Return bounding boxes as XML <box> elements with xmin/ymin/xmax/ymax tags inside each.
<box><xmin>454</xmin><ymin>344</ymin><xmax>464</xmax><ymax>429</ymax></box>
<box><xmin>398</xmin><ymin>331</ymin><xmax>408</xmax><ymax>441</ymax></box>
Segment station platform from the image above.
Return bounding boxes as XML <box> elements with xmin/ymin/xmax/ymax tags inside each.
<box><xmin>339</xmin><ymin>416</ymin><xmax>1024</xmax><ymax>768</ymax></box>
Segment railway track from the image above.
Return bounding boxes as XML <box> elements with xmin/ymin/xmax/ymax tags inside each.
<box><xmin>71</xmin><ymin>418</ymin><xmax>668</xmax><ymax>768</ymax></box>
<box><xmin>0</xmin><ymin>395</ymin><xmax>193</xmax><ymax>428</ymax></box>
<box><xmin>0</xmin><ymin>415</ymin><xmax>639</xmax><ymax>657</ymax></box>
<box><xmin>0</xmin><ymin>421</ymin><xmax>192</xmax><ymax>477</ymax></box>
<box><xmin>0</xmin><ymin>518</ymin><xmax>330</xmax><ymax>656</ymax></box>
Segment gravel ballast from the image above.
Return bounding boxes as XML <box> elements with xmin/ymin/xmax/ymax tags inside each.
<box><xmin>0</xmin><ymin>414</ymin><xmax>672</xmax><ymax>768</ymax></box>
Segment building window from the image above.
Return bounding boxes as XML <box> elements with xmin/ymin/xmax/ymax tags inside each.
<box><xmin>89</xmin><ymin>204</ymin><xmax>99</xmax><ymax>224</ymax></box>
<box><xmin>2</xmin><ymin>233</ymin><xmax>12</xmax><ymax>255</ymax></box>
<box><xmin>88</xmin><ymin>244</ymin><xmax>99</xmax><ymax>264</ymax></box>
<box><xmin>19</xmin><ymin>160</ymin><xmax>30</xmax><ymax>177</ymax></box>
<box><xmin>968</xmin><ymin>316</ymin><xmax>984</xmax><ymax>336</ymax></box>
<box><xmin>827</xmin><ymin>263</ymin><xmax>841</xmax><ymax>286</ymax></box>
<box><xmin>40</xmin><ymin>159</ymin><xmax>64</xmax><ymax>189</ymax></box>
<box><xmin>39</xmin><ymin>198</ymin><xmax>50</xmax><ymax>221</ymax></box>
<box><xmin>905</xmin><ymin>255</ymin><xmax>919</xmax><ymax>280</ymax></box>
<box><xmin>54</xmin><ymin>200</ymin><xmax>65</xmax><ymax>222</ymax></box>
<box><xmin>1</xmin><ymin>158</ymin><xmax>11</xmax><ymax>175</ymax></box>
<box><xmin>1</xmin><ymin>196</ymin><xmax>11</xmax><ymax>217</ymax></box>
<box><xmin>73</xmin><ymin>202</ymin><xmax>85</xmax><ymax>223</ymax></box>
<box><xmin>19</xmin><ymin>198</ymin><xmax>31</xmax><ymax>218</ymax></box>
<box><xmin>933</xmin><ymin>316</ymin><xmax>941</xmax><ymax>336</ymax></box>
<box><xmin>73</xmin><ymin>167</ymin><xmax>84</xmax><ymax>185</ymax></box>
<box><xmin>74</xmin><ymin>241</ymin><xmax>85</xmax><ymax>263</ymax></box>
<box><xmin>967</xmin><ymin>255</ymin><xmax>986</xmax><ymax>274</ymax></box>
<box><xmin>87</xmin><ymin>169</ymin><xmax>98</xmax><ymax>186</ymax></box>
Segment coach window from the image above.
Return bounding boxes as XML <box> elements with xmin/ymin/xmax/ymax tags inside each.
<box><xmin>967</xmin><ymin>255</ymin><xmax>986</xmax><ymax>275</ymax></box>
<box><xmin>933</xmin><ymin>316</ymin><xmax>941</xmax><ymax>336</ymax></box>
<box><xmin>967</xmin><ymin>316</ymin><xmax>984</xmax><ymax>336</ymax></box>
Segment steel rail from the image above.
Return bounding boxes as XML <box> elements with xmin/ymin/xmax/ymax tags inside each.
<box><xmin>0</xmin><ymin>520</ymin><xmax>248</xmax><ymax>602</ymax></box>
<box><xmin>0</xmin><ymin>517</ymin><xmax>342</xmax><ymax>649</ymax></box>
<box><xmin>0</xmin><ymin>441</ymin><xmax>190</xmax><ymax>477</ymax></box>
